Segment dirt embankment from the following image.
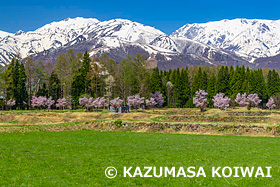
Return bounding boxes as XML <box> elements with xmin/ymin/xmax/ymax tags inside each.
<box><xmin>89</xmin><ymin>121</ymin><xmax>280</xmax><ymax>137</ymax></box>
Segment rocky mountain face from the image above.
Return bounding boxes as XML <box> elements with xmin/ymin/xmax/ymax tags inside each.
<box><xmin>0</xmin><ymin>17</ymin><xmax>279</xmax><ymax>70</ymax></box>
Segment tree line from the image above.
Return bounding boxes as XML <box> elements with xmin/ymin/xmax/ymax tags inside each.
<box><xmin>1</xmin><ymin>49</ymin><xmax>280</xmax><ymax>110</ymax></box>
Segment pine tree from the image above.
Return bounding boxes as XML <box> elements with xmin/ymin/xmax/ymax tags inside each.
<box><xmin>216</xmin><ymin>66</ymin><xmax>226</xmax><ymax>94</ymax></box>
<box><xmin>37</xmin><ymin>82</ymin><xmax>48</xmax><ymax>97</ymax></box>
<box><xmin>267</xmin><ymin>69</ymin><xmax>280</xmax><ymax>97</ymax></box>
<box><xmin>192</xmin><ymin>67</ymin><xmax>203</xmax><ymax>94</ymax></box>
<box><xmin>201</xmin><ymin>71</ymin><xmax>208</xmax><ymax>91</ymax></box>
<box><xmin>17</xmin><ymin>62</ymin><xmax>28</xmax><ymax>109</ymax></box>
<box><xmin>207</xmin><ymin>73</ymin><xmax>216</xmax><ymax>107</ymax></box>
<box><xmin>181</xmin><ymin>68</ymin><xmax>191</xmax><ymax>107</ymax></box>
<box><xmin>49</xmin><ymin>71</ymin><xmax>61</xmax><ymax>103</ymax></box>
<box><xmin>13</xmin><ymin>59</ymin><xmax>20</xmax><ymax>108</ymax></box>
<box><xmin>82</xmin><ymin>51</ymin><xmax>91</xmax><ymax>93</ymax></box>
<box><xmin>241</xmin><ymin>67</ymin><xmax>251</xmax><ymax>94</ymax></box>
<box><xmin>230</xmin><ymin>66</ymin><xmax>245</xmax><ymax>96</ymax></box>
<box><xmin>4</xmin><ymin>58</ymin><xmax>15</xmax><ymax>99</ymax></box>
<box><xmin>254</xmin><ymin>69</ymin><xmax>268</xmax><ymax>105</ymax></box>
<box><xmin>150</xmin><ymin>67</ymin><xmax>162</xmax><ymax>93</ymax></box>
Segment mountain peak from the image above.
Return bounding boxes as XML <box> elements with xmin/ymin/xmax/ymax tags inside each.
<box><xmin>171</xmin><ymin>18</ymin><xmax>280</xmax><ymax>58</ymax></box>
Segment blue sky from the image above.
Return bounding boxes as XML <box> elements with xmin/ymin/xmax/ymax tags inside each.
<box><xmin>1</xmin><ymin>0</ymin><xmax>280</xmax><ymax>34</ymax></box>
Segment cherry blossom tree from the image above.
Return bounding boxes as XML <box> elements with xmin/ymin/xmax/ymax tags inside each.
<box><xmin>110</xmin><ymin>97</ymin><xmax>123</xmax><ymax>112</ymax></box>
<box><xmin>146</xmin><ymin>98</ymin><xmax>157</xmax><ymax>111</ymax></box>
<box><xmin>31</xmin><ymin>96</ymin><xmax>47</xmax><ymax>109</ymax></box>
<box><xmin>56</xmin><ymin>98</ymin><xmax>68</xmax><ymax>110</ymax></box>
<box><xmin>247</xmin><ymin>94</ymin><xmax>262</xmax><ymax>107</ymax></box>
<box><xmin>31</xmin><ymin>96</ymin><xmax>54</xmax><ymax>111</ymax></box>
<box><xmin>266</xmin><ymin>97</ymin><xmax>276</xmax><ymax>110</ymax></box>
<box><xmin>79</xmin><ymin>96</ymin><xmax>108</xmax><ymax>111</ymax></box>
<box><xmin>85</xmin><ymin>97</ymin><xmax>95</xmax><ymax>111</ymax></box>
<box><xmin>193</xmin><ymin>89</ymin><xmax>208</xmax><ymax>112</ymax></box>
<box><xmin>7</xmin><ymin>99</ymin><xmax>15</xmax><ymax>110</ymax></box>
<box><xmin>93</xmin><ymin>97</ymin><xmax>108</xmax><ymax>110</ymax></box>
<box><xmin>212</xmin><ymin>93</ymin><xmax>230</xmax><ymax>110</ymax></box>
<box><xmin>127</xmin><ymin>94</ymin><xmax>144</xmax><ymax>111</ymax></box>
<box><xmin>79</xmin><ymin>97</ymin><xmax>94</xmax><ymax>111</ymax></box>
<box><xmin>151</xmin><ymin>92</ymin><xmax>164</xmax><ymax>107</ymax></box>
<box><xmin>79</xmin><ymin>97</ymin><xmax>88</xmax><ymax>107</ymax></box>
<box><xmin>46</xmin><ymin>97</ymin><xmax>55</xmax><ymax>111</ymax></box>
<box><xmin>235</xmin><ymin>93</ymin><xmax>249</xmax><ymax>107</ymax></box>
<box><xmin>235</xmin><ymin>93</ymin><xmax>261</xmax><ymax>110</ymax></box>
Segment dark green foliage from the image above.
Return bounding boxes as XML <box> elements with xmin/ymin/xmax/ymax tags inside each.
<box><xmin>216</xmin><ymin>66</ymin><xmax>230</xmax><ymax>95</ymax></box>
<box><xmin>207</xmin><ymin>73</ymin><xmax>216</xmax><ymax>107</ymax></box>
<box><xmin>49</xmin><ymin>71</ymin><xmax>61</xmax><ymax>102</ymax></box>
<box><xmin>174</xmin><ymin>68</ymin><xmax>191</xmax><ymax>107</ymax></box>
<box><xmin>37</xmin><ymin>82</ymin><xmax>48</xmax><ymax>97</ymax></box>
<box><xmin>150</xmin><ymin>67</ymin><xmax>162</xmax><ymax>93</ymax></box>
<box><xmin>230</xmin><ymin>66</ymin><xmax>246</xmax><ymax>96</ymax></box>
<box><xmin>267</xmin><ymin>69</ymin><xmax>280</xmax><ymax>97</ymax></box>
<box><xmin>17</xmin><ymin>63</ymin><xmax>28</xmax><ymax>109</ymax></box>
<box><xmin>192</xmin><ymin>67</ymin><xmax>207</xmax><ymax>94</ymax></box>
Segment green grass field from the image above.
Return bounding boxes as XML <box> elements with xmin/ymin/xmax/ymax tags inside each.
<box><xmin>0</xmin><ymin>130</ymin><xmax>279</xmax><ymax>186</ymax></box>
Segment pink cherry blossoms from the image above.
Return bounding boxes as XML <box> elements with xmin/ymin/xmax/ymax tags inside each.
<box><xmin>93</xmin><ymin>97</ymin><xmax>108</xmax><ymax>109</ymax></box>
<box><xmin>79</xmin><ymin>96</ymin><xmax>108</xmax><ymax>111</ymax></box>
<box><xmin>146</xmin><ymin>97</ymin><xmax>157</xmax><ymax>111</ymax></box>
<box><xmin>151</xmin><ymin>92</ymin><xmax>164</xmax><ymax>107</ymax></box>
<box><xmin>235</xmin><ymin>93</ymin><xmax>249</xmax><ymax>107</ymax></box>
<box><xmin>193</xmin><ymin>90</ymin><xmax>208</xmax><ymax>112</ymax></box>
<box><xmin>7</xmin><ymin>99</ymin><xmax>16</xmax><ymax>107</ymax></box>
<box><xmin>31</xmin><ymin>96</ymin><xmax>55</xmax><ymax>110</ymax></box>
<box><xmin>235</xmin><ymin>93</ymin><xmax>261</xmax><ymax>109</ymax></box>
<box><xmin>127</xmin><ymin>94</ymin><xmax>144</xmax><ymax>110</ymax></box>
<box><xmin>266</xmin><ymin>97</ymin><xmax>276</xmax><ymax>110</ymax></box>
<box><xmin>110</xmin><ymin>97</ymin><xmax>123</xmax><ymax>112</ymax></box>
<box><xmin>213</xmin><ymin>93</ymin><xmax>230</xmax><ymax>110</ymax></box>
<box><xmin>56</xmin><ymin>98</ymin><xmax>68</xmax><ymax>109</ymax></box>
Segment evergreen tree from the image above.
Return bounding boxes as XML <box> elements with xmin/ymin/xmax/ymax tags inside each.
<box><xmin>150</xmin><ymin>67</ymin><xmax>162</xmax><ymax>93</ymax></box>
<box><xmin>4</xmin><ymin>58</ymin><xmax>15</xmax><ymax>99</ymax></box>
<box><xmin>230</xmin><ymin>66</ymin><xmax>245</xmax><ymax>96</ymax></box>
<box><xmin>82</xmin><ymin>51</ymin><xmax>91</xmax><ymax>93</ymax></box>
<box><xmin>254</xmin><ymin>69</ymin><xmax>268</xmax><ymax>105</ymax></box>
<box><xmin>174</xmin><ymin>68</ymin><xmax>190</xmax><ymax>107</ymax></box>
<box><xmin>17</xmin><ymin>62</ymin><xmax>28</xmax><ymax>109</ymax></box>
<box><xmin>249</xmin><ymin>70</ymin><xmax>257</xmax><ymax>94</ymax></box>
<box><xmin>13</xmin><ymin>59</ymin><xmax>20</xmax><ymax>108</ymax></box>
<box><xmin>267</xmin><ymin>69</ymin><xmax>280</xmax><ymax>97</ymax></box>
<box><xmin>37</xmin><ymin>82</ymin><xmax>48</xmax><ymax>97</ymax></box>
<box><xmin>241</xmin><ymin>67</ymin><xmax>251</xmax><ymax>94</ymax></box>
<box><xmin>181</xmin><ymin>68</ymin><xmax>191</xmax><ymax>107</ymax></box>
<box><xmin>192</xmin><ymin>67</ymin><xmax>203</xmax><ymax>94</ymax></box>
<box><xmin>207</xmin><ymin>73</ymin><xmax>216</xmax><ymax>107</ymax></box>
<box><xmin>201</xmin><ymin>71</ymin><xmax>208</xmax><ymax>91</ymax></box>
<box><xmin>49</xmin><ymin>71</ymin><xmax>61</xmax><ymax>103</ymax></box>
<box><xmin>217</xmin><ymin>66</ymin><xmax>226</xmax><ymax>94</ymax></box>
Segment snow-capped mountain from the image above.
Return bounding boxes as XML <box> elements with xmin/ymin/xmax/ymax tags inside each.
<box><xmin>171</xmin><ymin>18</ymin><xmax>280</xmax><ymax>59</ymax></box>
<box><xmin>1</xmin><ymin>17</ymin><xmax>279</xmax><ymax>69</ymax></box>
<box><xmin>0</xmin><ymin>17</ymin><xmax>168</xmax><ymax>66</ymax></box>
<box><xmin>0</xmin><ymin>17</ymin><xmax>100</xmax><ymax>65</ymax></box>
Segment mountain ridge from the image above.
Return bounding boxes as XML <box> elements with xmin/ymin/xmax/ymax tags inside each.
<box><xmin>0</xmin><ymin>17</ymin><xmax>279</xmax><ymax>69</ymax></box>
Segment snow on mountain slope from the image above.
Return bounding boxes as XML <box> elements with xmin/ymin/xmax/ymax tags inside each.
<box><xmin>0</xmin><ymin>31</ymin><xmax>11</xmax><ymax>39</ymax></box>
<box><xmin>1</xmin><ymin>17</ymin><xmax>275</xmax><ymax>68</ymax></box>
<box><xmin>89</xmin><ymin>19</ymin><xmax>165</xmax><ymax>44</ymax></box>
<box><xmin>171</xmin><ymin>18</ymin><xmax>280</xmax><ymax>58</ymax></box>
<box><xmin>0</xmin><ymin>17</ymin><xmax>100</xmax><ymax>65</ymax></box>
<box><xmin>0</xmin><ymin>17</ymin><xmax>168</xmax><ymax>66</ymax></box>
